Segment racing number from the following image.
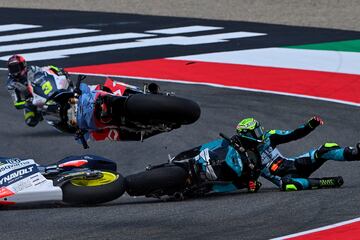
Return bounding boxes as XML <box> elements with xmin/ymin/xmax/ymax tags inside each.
<box><xmin>42</xmin><ymin>81</ymin><xmax>53</xmax><ymax>95</ymax></box>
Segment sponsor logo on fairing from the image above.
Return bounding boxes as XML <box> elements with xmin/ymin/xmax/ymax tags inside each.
<box><xmin>0</xmin><ymin>158</ymin><xmax>22</xmax><ymax>165</ymax></box>
<box><xmin>0</xmin><ymin>166</ymin><xmax>35</xmax><ymax>185</ymax></box>
<box><xmin>0</xmin><ymin>160</ymin><xmax>32</xmax><ymax>172</ymax></box>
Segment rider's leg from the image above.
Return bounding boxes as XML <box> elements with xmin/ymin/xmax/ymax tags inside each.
<box><xmin>281</xmin><ymin>176</ymin><xmax>344</xmax><ymax>191</ymax></box>
<box><xmin>24</xmin><ymin>103</ymin><xmax>40</xmax><ymax>127</ymax></box>
<box><xmin>315</xmin><ymin>142</ymin><xmax>360</xmax><ymax>161</ymax></box>
<box><xmin>293</xmin><ymin>142</ymin><xmax>360</xmax><ymax>177</ymax></box>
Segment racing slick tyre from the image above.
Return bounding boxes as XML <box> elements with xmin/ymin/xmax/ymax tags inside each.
<box><xmin>125</xmin><ymin>165</ymin><xmax>188</xmax><ymax>197</ymax></box>
<box><xmin>124</xmin><ymin>94</ymin><xmax>201</xmax><ymax>125</ymax></box>
<box><xmin>61</xmin><ymin>170</ymin><xmax>125</xmax><ymax>204</ymax></box>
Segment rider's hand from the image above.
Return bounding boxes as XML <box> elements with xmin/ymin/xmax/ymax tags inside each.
<box><xmin>308</xmin><ymin>116</ymin><xmax>324</xmax><ymax>129</ymax></box>
<box><xmin>230</xmin><ymin>135</ymin><xmax>244</xmax><ymax>153</ymax></box>
<box><xmin>248</xmin><ymin>180</ymin><xmax>261</xmax><ymax>193</ymax></box>
<box><xmin>230</xmin><ymin>135</ymin><xmax>242</xmax><ymax>147</ymax></box>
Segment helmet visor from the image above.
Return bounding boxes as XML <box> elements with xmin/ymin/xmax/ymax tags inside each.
<box><xmin>253</xmin><ymin>126</ymin><xmax>264</xmax><ymax>139</ymax></box>
<box><xmin>8</xmin><ymin>63</ymin><xmax>22</xmax><ymax>76</ymax></box>
<box><xmin>240</xmin><ymin>126</ymin><xmax>263</xmax><ymax>140</ymax></box>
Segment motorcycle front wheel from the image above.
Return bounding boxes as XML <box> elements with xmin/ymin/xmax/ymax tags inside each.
<box><xmin>61</xmin><ymin>170</ymin><xmax>125</xmax><ymax>204</ymax></box>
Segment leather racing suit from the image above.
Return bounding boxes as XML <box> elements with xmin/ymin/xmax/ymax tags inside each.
<box><xmin>258</xmin><ymin>121</ymin><xmax>359</xmax><ymax>190</ymax></box>
<box><xmin>6</xmin><ymin>65</ymin><xmax>67</xmax><ymax>127</ymax></box>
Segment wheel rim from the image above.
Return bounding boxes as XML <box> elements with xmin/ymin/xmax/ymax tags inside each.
<box><xmin>70</xmin><ymin>172</ymin><xmax>119</xmax><ymax>187</ymax></box>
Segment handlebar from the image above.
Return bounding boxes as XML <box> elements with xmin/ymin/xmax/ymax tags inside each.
<box><xmin>219</xmin><ymin>132</ymin><xmax>231</xmax><ymax>142</ymax></box>
<box><xmin>219</xmin><ymin>132</ymin><xmax>257</xmax><ymax>173</ymax></box>
<box><xmin>219</xmin><ymin>132</ymin><xmax>245</xmax><ymax>152</ymax></box>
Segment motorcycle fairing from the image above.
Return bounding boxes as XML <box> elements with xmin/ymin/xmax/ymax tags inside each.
<box><xmin>84</xmin><ymin>78</ymin><xmax>141</xmax><ymax>141</ymax></box>
<box><xmin>199</xmin><ymin>139</ymin><xmax>244</xmax><ymax>177</ymax></box>
<box><xmin>0</xmin><ymin>158</ymin><xmax>62</xmax><ymax>205</ymax></box>
<box><xmin>30</xmin><ymin>70</ymin><xmax>70</xmax><ymax>107</ymax></box>
<box><xmin>56</xmin><ymin>155</ymin><xmax>117</xmax><ymax>172</ymax></box>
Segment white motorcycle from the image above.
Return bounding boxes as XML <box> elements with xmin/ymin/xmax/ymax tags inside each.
<box><xmin>28</xmin><ymin>69</ymin><xmax>76</xmax><ymax>133</ymax></box>
<box><xmin>0</xmin><ymin>155</ymin><xmax>125</xmax><ymax>206</ymax></box>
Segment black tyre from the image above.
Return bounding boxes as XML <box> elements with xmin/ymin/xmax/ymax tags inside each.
<box><xmin>124</xmin><ymin>94</ymin><xmax>201</xmax><ymax>125</ymax></box>
<box><xmin>62</xmin><ymin>171</ymin><xmax>125</xmax><ymax>204</ymax></box>
<box><xmin>125</xmin><ymin>165</ymin><xmax>188</xmax><ymax>196</ymax></box>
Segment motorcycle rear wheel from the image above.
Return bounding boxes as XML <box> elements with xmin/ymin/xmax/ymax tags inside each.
<box><xmin>61</xmin><ymin>170</ymin><xmax>125</xmax><ymax>204</ymax></box>
<box><xmin>125</xmin><ymin>165</ymin><xmax>188</xmax><ymax>197</ymax></box>
<box><xmin>124</xmin><ymin>94</ymin><xmax>201</xmax><ymax>125</ymax></box>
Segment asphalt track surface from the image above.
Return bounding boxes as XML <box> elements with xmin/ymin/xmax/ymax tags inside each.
<box><xmin>1</xmin><ymin>9</ymin><xmax>360</xmax><ymax>240</ymax></box>
<box><xmin>1</xmin><ymin>73</ymin><xmax>360</xmax><ymax>240</ymax></box>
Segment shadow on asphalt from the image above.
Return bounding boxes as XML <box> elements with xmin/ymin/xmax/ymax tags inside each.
<box><xmin>0</xmin><ymin>188</ymin><xmax>279</xmax><ymax>211</ymax></box>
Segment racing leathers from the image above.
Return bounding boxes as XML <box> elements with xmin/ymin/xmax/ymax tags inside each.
<box><xmin>76</xmin><ymin>83</ymin><xmax>163</xmax><ymax>142</ymax></box>
<box><xmin>6</xmin><ymin>65</ymin><xmax>67</xmax><ymax>127</ymax></box>
<box><xmin>258</xmin><ymin>120</ymin><xmax>360</xmax><ymax>191</ymax></box>
<box><xmin>173</xmin><ymin>138</ymin><xmax>262</xmax><ymax>194</ymax></box>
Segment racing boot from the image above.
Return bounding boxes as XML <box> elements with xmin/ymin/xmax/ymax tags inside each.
<box><xmin>280</xmin><ymin>178</ymin><xmax>305</xmax><ymax>191</ymax></box>
<box><xmin>308</xmin><ymin>176</ymin><xmax>344</xmax><ymax>189</ymax></box>
<box><xmin>344</xmin><ymin>143</ymin><xmax>360</xmax><ymax>161</ymax></box>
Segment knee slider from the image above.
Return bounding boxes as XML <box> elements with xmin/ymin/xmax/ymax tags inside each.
<box><xmin>315</xmin><ymin>143</ymin><xmax>340</xmax><ymax>159</ymax></box>
<box><xmin>281</xmin><ymin>178</ymin><xmax>304</xmax><ymax>191</ymax></box>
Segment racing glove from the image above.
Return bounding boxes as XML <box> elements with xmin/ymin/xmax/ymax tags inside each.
<box><xmin>248</xmin><ymin>180</ymin><xmax>261</xmax><ymax>193</ymax></box>
<box><xmin>230</xmin><ymin>135</ymin><xmax>243</xmax><ymax>151</ymax></box>
<box><xmin>307</xmin><ymin>116</ymin><xmax>324</xmax><ymax>129</ymax></box>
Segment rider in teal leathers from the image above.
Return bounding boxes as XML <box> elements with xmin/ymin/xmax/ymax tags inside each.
<box><xmin>234</xmin><ymin>117</ymin><xmax>360</xmax><ymax>191</ymax></box>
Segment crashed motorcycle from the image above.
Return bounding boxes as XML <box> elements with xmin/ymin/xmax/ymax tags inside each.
<box><xmin>0</xmin><ymin>155</ymin><xmax>125</xmax><ymax>206</ymax></box>
<box><xmin>51</xmin><ymin>75</ymin><xmax>201</xmax><ymax>148</ymax></box>
<box><xmin>124</xmin><ymin>133</ymin><xmax>262</xmax><ymax>200</ymax></box>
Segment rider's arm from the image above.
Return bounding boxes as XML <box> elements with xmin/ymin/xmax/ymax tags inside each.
<box><xmin>268</xmin><ymin>117</ymin><xmax>323</xmax><ymax>146</ymax></box>
<box><xmin>6</xmin><ymin>80</ymin><xmax>27</xmax><ymax>109</ymax></box>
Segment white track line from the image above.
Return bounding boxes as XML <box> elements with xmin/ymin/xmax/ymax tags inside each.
<box><xmin>170</xmin><ymin>48</ymin><xmax>360</xmax><ymax>75</ymax></box>
<box><xmin>0</xmin><ymin>31</ymin><xmax>265</xmax><ymax>61</ymax></box>
<box><xmin>0</xmin><ymin>68</ymin><xmax>358</xmax><ymax>107</ymax></box>
<box><xmin>146</xmin><ymin>25</ymin><xmax>223</xmax><ymax>34</ymax></box>
<box><xmin>0</xmin><ymin>24</ymin><xmax>41</xmax><ymax>32</ymax></box>
<box><xmin>0</xmin><ymin>28</ymin><xmax>99</xmax><ymax>43</ymax></box>
<box><xmin>0</xmin><ymin>33</ymin><xmax>155</xmax><ymax>53</ymax></box>
<box><xmin>271</xmin><ymin>217</ymin><xmax>360</xmax><ymax>240</ymax></box>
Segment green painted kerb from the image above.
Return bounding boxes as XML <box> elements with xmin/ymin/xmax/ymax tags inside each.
<box><xmin>286</xmin><ymin>39</ymin><xmax>360</xmax><ymax>52</ymax></box>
